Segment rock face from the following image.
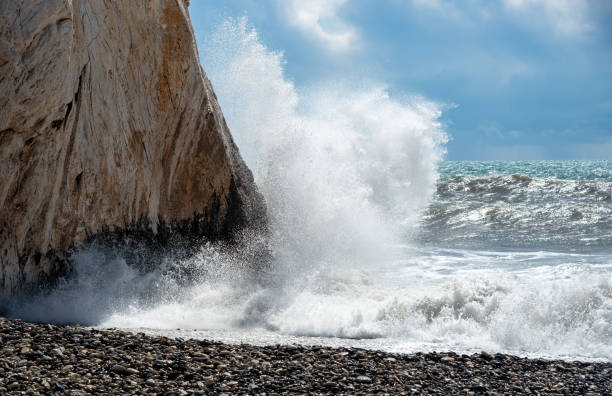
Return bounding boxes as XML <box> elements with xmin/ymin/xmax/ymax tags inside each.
<box><xmin>0</xmin><ymin>0</ymin><xmax>265</xmax><ymax>294</ymax></box>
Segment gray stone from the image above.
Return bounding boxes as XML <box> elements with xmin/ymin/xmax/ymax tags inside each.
<box><xmin>111</xmin><ymin>364</ymin><xmax>133</xmax><ymax>375</ymax></box>
<box><xmin>356</xmin><ymin>375</ymin><xmax>372</xmax><ymax>383</ymax></box>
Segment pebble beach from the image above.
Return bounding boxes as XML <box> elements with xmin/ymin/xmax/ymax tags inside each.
<box><xmin>1</xmin><ymin>317</ymin><xmax>610</xmax><ymax>395</ymax></box>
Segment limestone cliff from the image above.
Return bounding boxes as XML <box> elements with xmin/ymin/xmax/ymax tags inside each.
<box><xmin>0</xmin><ymin>0</ymin><xmax>266</xmax><ymax>294</ymax></box>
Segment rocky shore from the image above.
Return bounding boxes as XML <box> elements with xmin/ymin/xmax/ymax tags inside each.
<box><xmin>0</xmin><ymin>317</ymin><xmax>609</xmax><ymax>395</ymax></box>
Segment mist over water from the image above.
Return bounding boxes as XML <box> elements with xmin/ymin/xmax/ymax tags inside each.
<box><xmin>6</xmin><ymin>19</ymin><xmax>612</xmax><ymax>362</ymax></box>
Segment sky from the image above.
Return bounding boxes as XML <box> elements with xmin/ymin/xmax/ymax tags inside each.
<box><xmin>189</xmin><ymin>0</ymin><xmax>612</xmax><ymax>161</ymax></box>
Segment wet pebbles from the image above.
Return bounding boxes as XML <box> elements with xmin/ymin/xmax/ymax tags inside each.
<box><xmin>1</xmin><ymin>317</ymin><xmax>610</xmax><ymax>395</ymax></box>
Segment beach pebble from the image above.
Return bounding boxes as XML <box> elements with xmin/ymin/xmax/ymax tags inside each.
<box><xmin>0</xmin><ymin>317</ymin><xmax>609</xmax><ymax>395</ymax></box>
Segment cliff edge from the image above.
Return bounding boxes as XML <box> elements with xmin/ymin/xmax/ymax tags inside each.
<box><xmin>0</xmin><ymin>0</ymin><xmax>266</xmax><ymax>294</ymax></box>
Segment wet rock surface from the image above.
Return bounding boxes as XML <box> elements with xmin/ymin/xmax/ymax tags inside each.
<box><xmin>0</xmin><ymin>318</ymin><xmax>610</xmax><ymax>395</ymax></box>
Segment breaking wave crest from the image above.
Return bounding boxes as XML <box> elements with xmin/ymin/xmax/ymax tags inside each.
<box><xmin>421</xmin><ymin>171</ymin><xmax>612</xmax><ymax>250</ymax></box>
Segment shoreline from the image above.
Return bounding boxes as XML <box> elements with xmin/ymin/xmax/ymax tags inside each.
<box><xmin>2</xmin><ymin>317</ymin><xmax>610</xmax><ymax>394</ymax></box>
<box><xmin>132</xmin><ymin>327</ymin><xmax>611</xmax><ymax>364</ymax></box>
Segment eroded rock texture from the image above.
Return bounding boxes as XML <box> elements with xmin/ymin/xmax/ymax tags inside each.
<box><xmin>0</xmin><ymin>0</ymin><xmax>265</xmax><ymax>294</ymax></box>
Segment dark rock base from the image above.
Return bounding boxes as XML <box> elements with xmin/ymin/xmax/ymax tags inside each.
<box><xmin>0</xmin><ymin>317</ymin><xmax>609</xmax><ymax>395</ymax></box>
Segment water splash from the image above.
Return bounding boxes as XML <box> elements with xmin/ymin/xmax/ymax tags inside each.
<box><xmin>204</xmin><ymin>18</ymin><xmax>447</xmax><ymax>273</ymax></box>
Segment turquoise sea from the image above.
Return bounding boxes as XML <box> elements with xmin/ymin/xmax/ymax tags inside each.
<box><xmin>423</xmin><ymin>160</ymin><xmax>612</xmax><ymax>252</ymax></box>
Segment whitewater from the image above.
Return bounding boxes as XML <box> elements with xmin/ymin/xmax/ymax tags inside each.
<box><xmin>6</xmin><ymin>19</ymin><xmax>612</xmax><ymax>362</ymax></box>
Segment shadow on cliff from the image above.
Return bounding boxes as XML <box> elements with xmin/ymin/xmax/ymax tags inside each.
<box><xmin>1</xmin><ymin>223</ymin><xmax>275</xmax><ymax>326</ymax></box>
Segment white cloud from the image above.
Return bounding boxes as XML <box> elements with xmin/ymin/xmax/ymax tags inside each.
<box><xmin>409</xmin><ymin>0</ymin><xmax>471</xmax><ymax>24</ymax></box>
<box><xmin>408</xmin><ymin>0</ymin><xmax>496</xmax><ymax>24</ymax></box>
<box><xmin>279</xmin><ymin>0</ymin><xmax>357</xmax><ymax>53</ymax></box>
<box><xmin>408</xmin><ymin>0</ymin><xmax>593</xmax><ymax>37</ymax></box>
<box><xmin>504</xmin><ymin>0</ymin><xmax>592</xmax><ymax>36</ymax></box>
